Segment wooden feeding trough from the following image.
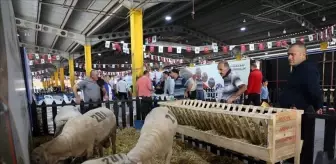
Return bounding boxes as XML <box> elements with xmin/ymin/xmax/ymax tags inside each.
<box><xmin>159</xmin><ymin>100</ymin><xmax>304</xmax><ymax>164</ymax></box>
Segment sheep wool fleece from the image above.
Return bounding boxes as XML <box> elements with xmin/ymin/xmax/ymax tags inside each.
<box><xmin>54</xmin><ymin>105</ymin><xmax>82</xmax><ymax>136</ymax></box>
<box><xmin>31</xmin><ymin>115</ymin><xmax>99</xmax><ymax>164</ymax></box>
<box><xmin>83</xmin><ymin>107</ymin><xmax>117</xmax><ymax>150</ymax></box>
<box><xmin>127</xmin><ymin>107</ymin><xmax>178</xmax><ymax>164</ymax></box>
<box><xmin>81</xmin><ymin>154</ymin><xmax>135</xmax><ymax>164</ymax></box>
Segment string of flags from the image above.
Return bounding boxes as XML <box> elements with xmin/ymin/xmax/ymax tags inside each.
<box><xmin>27</xmin><ymin>53</ymin><xmax>61</xmax><ymax>65</ymax></box>
<box><xmin>104</xmin><ymin>25</ymin><xmax>335</xmax><ymax>55</ymax></box>
<box><xmin>74</xmin><ymin>70</ymin><xmax>132</xmax><ymax>77</ymax></box>
<box><xmin>74</xmin><ymin>54</ymin><xmax>184</xmax><ymax>69</ymax></box>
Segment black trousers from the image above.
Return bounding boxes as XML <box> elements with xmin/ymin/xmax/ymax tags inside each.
<box><xmin>261</xmin><ymin>99</ymin><xmax>268</xmax><ymax>103</ymax></box>
<box><xmin>244</xmin><ymin>93</ymin><xmax>261</xmax><ymax>106</ymax></box>
<box><xmin>188</xmin><ymin>91</ymin><xmax>197</xmax><ymax>100</ymax></box>
<box><xmin>118</xmin><ymin>92</ymin><xmax>128</xmax><ymax>100</ymax></box>
<box><xmin>140</xmin><ymin>96</ymin><xmax>152</xmax><ymax>120</ymax></box>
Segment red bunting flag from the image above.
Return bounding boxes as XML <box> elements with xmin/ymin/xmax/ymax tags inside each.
<box><xmin>167</xmin><ymin>46</ymin><xmax>172</xmax><ymax>53</ymax></box>
<box><xmin>222</xmin><ymin>46</ymin><xmax>228</xmax><ymax>54</ymax></box>
<box><xmin>186</xmin><ymin>46</ymin><xmax>191</xmax><ymax>52</ymax></box>
<box><xmin>28</xmin><ymin>54</ymin><xmax>33</xmax><ymax>60</ymax></box>
<box><xmin>276</xmin><ymin>41</ymin><xmax>282</xmax><ymax>47</ymax></box>
<box><xmin>240</xmin><ymin>44</ymin><xmax>246</xmax><ymax>52</ymax></box>
<box><xmin>258</xmin><ymin>43</ymin><xmax>265</xmax><ymax>50</ymax></box>
<box><xmin>300</xmin><ymin>37</ymin><xmax>305</xmax><ymax>43</ymax></box>
<box><xmin>258</xmin><ymin>43</ymin><xmax>264</xmax><ymax>50</ymax></box>
<box><xmin>114</xmin><ymin>44</ymin><xmax>121</xmax><ymax>52</ymax></box>
<box><xmin>204</xmin><ymin>47</ymin><xmax>209</xmax><ymax>53</ymax></box>
<box><xmin>281</xmin><ymin>40</ymin><xmax>288</xmax><ymax>47</ymax></box>
<box><xmin>150</xmin><ymin>46</ymin><xmax>155</xmax><ymax>52</ymax></box>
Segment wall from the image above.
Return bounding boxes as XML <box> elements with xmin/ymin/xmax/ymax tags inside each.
<box><xmin>0</xmin><ymin>0</ymin><xmax>31</xmax><ymax>163</ymax></box>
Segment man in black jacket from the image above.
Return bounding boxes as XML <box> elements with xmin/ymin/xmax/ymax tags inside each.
<box><xmin>279</xmin><ymin>42</ymin><xmax>323</xmax><ymax>113</ymax></box>
<box><xmin>280</xmin><ymin>42</ymin><xmax>323</xmax><ymax>163</ymax></box>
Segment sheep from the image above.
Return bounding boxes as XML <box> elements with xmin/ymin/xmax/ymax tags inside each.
<box><xmin>128</xmin><ymin>106</ymin><xmax>177</xmax><ymax>164</ymax></box>
<box><xmin>81</xmin><ymin>154</ymin><xmax>132</xmax><ymax>164</ymax></box>
<box><xmin>54</xmin><ymin>105</ymin><xmax>81</xmax><ymax>136</ymax></box>
<box><xmin>31</xmin><ymin>115</ymin><xmax>99</xmax><ymax>164</ymax></box>
<box><xmin>80</xmin><ymin>106</ymin><xmax>178</xmax><ymax>164</ymax></box>
<box><xmin>83</xmin><ymin>107</ymin><xmax>117</xmax><ymax>156</ymax></box>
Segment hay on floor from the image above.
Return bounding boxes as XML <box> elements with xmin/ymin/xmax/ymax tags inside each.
<box><xmin>111</xmin><ymin>128</ymin><xmax>243</xmax><ymax>164</ymax></box>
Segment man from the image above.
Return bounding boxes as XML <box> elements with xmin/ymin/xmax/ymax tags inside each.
<box><xmin>244</xmin><ymin>60</ymin><xmax>263</xmax><ymax>106</ymax></box>
<box><xmin>163</xmin><ymin>71</ymin><xmax>174</xmax><ymax>95</ymax></box>
<box><xmin>217</xmin><ymin>60</ymin><xmax>247</xmax><ymax>103</ymax></box>
<box><xmin>116</xmin><ymin>77</ymin><xmax>128</xmax><ymax>100</ymax></box>
<box><xmin>279</xmin><ymin>42</ymin><xmax>323</xmax><ymax>164</ymax></box>
<box><xmin>186</xmin><ymin>75</ymin><xmax>197</xmax><ymax>99</ymax></box>
<box><xmin>279</xmin><ymin>42</ymin><xmax>322</xmax><ymax>112</ymax></box>
<box><xmin>195</xmin><ymin>68</ymin><xmax>204</xmax><ymax>100</ymax></box>
<box><xmin>136</xmin><ymin>70</ymin><xmax>153</xmax><ymax>119</ymax></box>
<box><xmin>169</xmin><ymin>68</ymin><xmax>187</xmax><ymax>99</ymax></box>
<box><xmin>73</xmin><ymin>70</ymin><xmax>102</xmax><ymax>112</ymax></box>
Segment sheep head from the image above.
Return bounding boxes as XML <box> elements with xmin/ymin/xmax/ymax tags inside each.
<box><xmin>31</xmin><ymin>146</ymin><xmax>47</xmax><ymax>164</ymax></box>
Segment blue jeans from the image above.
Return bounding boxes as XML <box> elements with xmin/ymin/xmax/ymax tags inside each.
<box><xmin>196</xmin><ymin>90</ymin><xmax>204</xmax><ymax>100</ymax></box>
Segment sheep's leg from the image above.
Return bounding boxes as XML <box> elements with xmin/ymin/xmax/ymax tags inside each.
<box><xmin>98</xmin><ymin>145</ymin><xmax>104</xmax><ymax>157</ymax></box>
<box><xmin>164</xmin><ymin>147</ymin><xmax>173</xmax><ymax>164</ymax></box>
<box><xmin>86</xmin><ymin>143</ymin><xmax>94</xmax><ymax>158</ymax></box>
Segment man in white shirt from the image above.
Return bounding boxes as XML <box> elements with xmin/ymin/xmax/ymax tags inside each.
<box><xmin>163</xmin><ymin>71</ymin><xmax>174</xmax><ymax>95</ymax></box>
<box><xmin>116</xmin><ymin>78</ymin><xmax>129</xmax><ymax>100</ymax></box>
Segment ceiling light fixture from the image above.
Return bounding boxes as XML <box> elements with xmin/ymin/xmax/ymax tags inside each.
<box><xmin>283</xmin><ymin>29</ymin><xmax>286</xmax><ymax>34</ymax></box>
<box><xmin>301</xmin><ymin>22</ymin><xmax>305</xmax><ymax>26</ymax></box>
<box><xmin>165</xmin><ymin>16</ymin><xmax>172</xmax><ymax>21</ymax></box>
<box><xmin>120</xmin><ymin>41</ymin><xmax>124</xmax><ymax>43</ymax></box>
<box><xmin>98</xmin><ymin>53</ymin><xmax>101</xmax><ymax>56</ymax></box>
<box><xmin>243</xmin><ymin>19</ymin><xmax>246</xmax><ymax>23</ymax></box>
<box><xmin>322</xmin><ymin>16</ymin><xmax>326</xmax><ymax>22</ymax></box>
<box><xmin>240</xmin><ymin>27</ymin><xmax>246</xmax><ymax>31</ymax></box>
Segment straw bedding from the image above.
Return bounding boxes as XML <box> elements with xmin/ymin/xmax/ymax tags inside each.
<box><xmin>32</xmin><ymin>128</ymin><xmax>243</xmax><ymax>164</ymax></box>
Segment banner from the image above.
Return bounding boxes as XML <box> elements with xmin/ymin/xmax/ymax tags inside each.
<box><xmin>185</xmin><ymin>59</ymin><xmax>250</xmax><ymax>89</ymax></box>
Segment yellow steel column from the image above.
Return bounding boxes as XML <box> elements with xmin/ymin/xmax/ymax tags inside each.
<box><xmin>69</xmin><ymin>56</ymin><xmax>75</xmax><ymax>88</ymax></box>
<box><xmin>130</xmin><ymin>8</ymin><xmax>144</xmax><ymax>96</ymax></box>
<box><xmin>54</xmin><ymin>70</ymin><xmax>59</xmax><ymax>86</ymax></box>
<box><xmin>50</xmin><ymin>76</ymin><xmax>54</xmax><ymax>87</ymax></box>
<box><xmin>84</xmin><ymin>45</ymin><xmax>92</xmax><ymax>77</ymax></box>
<box><xmin>42</xmin><ymin>81</ymin><xmax>46</xmax><ymax>89</ymax></box>
<box><xmin>59</xmin><ymin>67</ymin><xmax>65</xmax><ymax>91</ymax></box>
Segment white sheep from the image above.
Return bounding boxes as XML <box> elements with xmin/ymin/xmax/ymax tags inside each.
<box><xmin>80</xmin><ymin>107</ymin><xmax>177</xmax><ymax>164</ymax></box>
<box><xmin>126</xmin><ymin>106</ymin><xmax>177</xmax><ymax>164</ymax></box>
<box><xmin>83</xmin><ymin>107</ymin><xmax>117</xmax><ymax>156</ymax></box>
<box><xmin>54</xmin><ymin>105</ymin><xmax>82</xmax><ymax>136</ymax></box>
<box><xmin>31</xmin><ymin>115</ymin><xmax>99</xmax><ymax>164</ymax></box>
<box><xmin>81</xmin><ymin>154</ymin><xmax>132</xmax><ymax>164</ymax></box>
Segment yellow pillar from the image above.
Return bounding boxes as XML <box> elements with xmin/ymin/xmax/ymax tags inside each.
<box><xmin>50</xmin><ymin>76</ymin><xmax>54</xmax><ymax>87</ymax></box>
<box><xmin>130</xmin><ymin>8</ymin><xmax>144</xmax><ymax>96</ymax></box>
<box><xmin>59</xmin><ymin>67</ymin><xmax>65</xmax><ymax>91</ymax></box>
<box><xmin>84</xmin><ymin>45</ymin><xmax>92</xmax><ymax>77</ymax></box>
<box><xmin>54</xmin><ymin>70</ymin><xmax>59</xmax><ymax>86</ymax></box>
<box><xmin>69</xmin><ymin>56</ymin><xmax>75</xmax><ymax>88</ymax></box>
<box><xmin>42</xmin><ymin>81</ymin><xmax>46</xmax><ymax>89</ymax></box>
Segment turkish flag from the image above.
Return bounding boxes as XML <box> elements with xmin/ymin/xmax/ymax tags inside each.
<box><xmin>114</xmin><ymin>44</ymin><xmax>121</xmax><ymax>52</ymax></box>
<box><xmin>258</xmin><ymin>43</ymin><xmax>264</xmax><ymax>50</ymax></box>
<box><xmin>222</xmin><ymin>46</ymin><xmax>228</xmax><ymax>54</ymax></box>
<box><xmin>240</xmin><ymin>44</ymin><xmax>246</xmax><ymax>52</ymax></box>
<box><xmin>150</xmin><ymin>46</ymin><xmax>155</xmax><ymax>52</ymax></box>
<box><xmin>186</xmin><ymin>46</ymin><xmax>191</xmax><ymax>52</ymax></box>
<box><xmin>276</xmin><ymin>41</ymin><xmax>282</xmax><ymax>47</ymax></box>
<box><xmin>204</xmin><ymin>47</ymin><xmax>209</xmax><ymax>53</ymax></box>
<box><xmin>168</xmin><ymin>46</ymin><xmax>172</xmax><ymax>53</ymax></box>
<box><xmin>300</xmin><ymin>37</ymin><xmax>305</xmax><ymax>43</ymax></box>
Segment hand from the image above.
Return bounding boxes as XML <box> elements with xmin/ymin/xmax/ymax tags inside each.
<box><xmin>316</xmin><ymin>109</ymin><xmax>323</xmax><ymax>114</ymax></box>
<box><xmin>184</xmin><ymin>92</ymin><xmax>189</xmax><ymax>98</ymax></box>
<box><xmin>227</xmin><ymin>96</ymin><xmax>237</xmax><ymax>104</ymax></box>
<box><xmin>75</xmin><ymin>96</ymin><xmax>81</xmax><ymax>104</ymax></box>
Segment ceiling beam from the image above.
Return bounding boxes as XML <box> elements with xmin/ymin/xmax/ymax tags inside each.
<box><xmin>35</xmin><ymin>0</ymin><xmax>42</xmax><ymax>45</ymax></box>
<box><xmin>86</xmin><ymin>25</ymin><xmax>222</xmax><ymax>45</ymax></box>
<box><xmin>50</xmin><ymin>0</ymin><xmax>79</xmax><ymax>49</ymax></box>
<box><xmin>262</xmin><ymin>0</ymin><xmax>317</xmax><ymax>32</ymax></box>
<box><xmin>15</xmin><ymin>17</ymin><xmax>86</xmax><ymax>45</ymax></box>
<box><xmin>19</xmin><ymin>42</ymin><xmax>69</xmax><ymax>59</ymax></box>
